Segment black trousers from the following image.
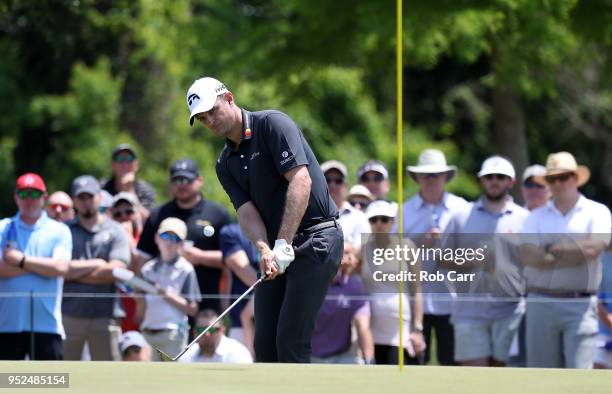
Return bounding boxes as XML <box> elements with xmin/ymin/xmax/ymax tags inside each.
<box><xmin>254</xmin><ymin>225</ymin><xmax>343</xmax><ymax>363</ymax></box>
<box><xmin>0</xmin><ymin>332</ymin><xmax>63</xmax><ymax>360</ymax></box>
<box><xmin>423</xmin><ymin>314</ymin><xmax>456</xmax><ymax>365</ymax></box>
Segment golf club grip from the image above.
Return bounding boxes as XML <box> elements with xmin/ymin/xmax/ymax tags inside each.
<box><xmin>174</xmin><ymin>274</ymin><xmax>267</xmax><ymax>360</ymax></box>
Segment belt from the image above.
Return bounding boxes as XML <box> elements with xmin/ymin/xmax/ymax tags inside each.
<box><xmin>529</xmin><ymin>288</ymin><xmax>595</xmax><ymax>298</ymax></box>
<box><xmin>293</xmin><ymin>217</ymin><xmax>339</xmax><ymax>242</ymax></box>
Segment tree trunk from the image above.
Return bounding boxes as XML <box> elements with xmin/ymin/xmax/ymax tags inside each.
<box><xmin>492</xmin><ymin>85</ymin><xmax>529</xmax><ymax>204</ymax></box>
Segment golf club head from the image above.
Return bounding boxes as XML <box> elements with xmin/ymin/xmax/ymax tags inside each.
<box><xmin>155</xmin><ymin>347</ymin><xmax>176</xmax><ymax>362</ymax></box>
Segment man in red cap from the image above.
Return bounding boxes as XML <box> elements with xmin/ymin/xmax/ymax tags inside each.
<box><xmin>0</xmin><ymin>173</ymin><xmax>72</xmax><ymax>360</ymax></box>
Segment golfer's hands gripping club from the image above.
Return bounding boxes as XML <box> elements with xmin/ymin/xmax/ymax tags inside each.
<box><xmin>257</xmin><ymin>241</ymin><xmax>277</xmax><ymax>279</ymax></box>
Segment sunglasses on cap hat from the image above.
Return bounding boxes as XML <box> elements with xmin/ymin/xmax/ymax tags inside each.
<box><xmin>349</xmin><ymin>200</ymin><xmax>370</xmax><ymax>209</ymax></box>
<box><xmin>172</xmin><ymin>177</ymin><xmax>194</xmax><ymax>185</ymax></box>
<box><xmin>523</xmin><ymin>178</ymin><xmax>545</xmax><ymax>189</ymax></box>
<box><xmin>49</xmin><ymin>203</ymin><xmax>71</xmax><ymax>212</ymax></box>
<box><xmin>544</xmin><ymin>173</ymin><xmax>574</xmax><ymax>184</ymax></box>
<box><xmin>159</xmin><ymin>232</ymin><xmax>182</xmax><ymax>243</ymax></box>
<box><xmin>113</xmin><ymin>208</ymin><xmax>135</xmax><ymax>220</ymax></box>
<box><xmin>17</xmin><ymin>189</ymin><xmax>44</xmax><ymax>200</ymax></box>
<box><xmin>325</xmin><ymin>176</ymin><xmax>344</xmax><ymax>185</ymax></box>
<box><xmin>196</xmin><ymin>326</ymin><xmax>220</xmax><ymax>335</ymax></box>
<box><xmin>113</xmin><ymin>153</ymin><xmax>136</xmax><ymax>163</ymax></box>
<box><xmin>369</xmin><ymin>216</ymin><xmax>391</xmax><ymax>224</ymax></box>
<box><xmin>360</xmin><ymin>173</ymin><xmax>385</xmax><ymax>183</ymax></box>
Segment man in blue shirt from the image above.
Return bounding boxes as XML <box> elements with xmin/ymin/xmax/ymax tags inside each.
<box><xmin>0</xmin><ymin>173</ymin><xmax>72</xmax><ymax>360</ymax></box>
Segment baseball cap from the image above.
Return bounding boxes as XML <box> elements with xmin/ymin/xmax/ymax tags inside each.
<box><xmin>170</xmin><ymin>158</ymin><xmax>200</xmax><ymax>181</ymax></box>
<box><xmin>112</xmin><ymin>192</ymin><xmax>139</xmax><ymax>207</ymax></box>
<box><xmin>186</xmin><ymin>77</ymin><xmax>229</xmax><ymax>126</ymax></box>
<box><xmin>477</xmin><ymin>156</ymin><xmax>515</xmax><ymax>179</ymax></box>
<box><xmin>521</xmin><ymin>164</ymin><xmax>546</xmax><ymax>183</ymax></box>
<box><xmin>347</xmin><ymin>184</ymin><xmax>374</xmax><ymax>202</ymax></box>
<box><xmin>71</xmin><ymin>175</ymin><xmax>101</xmax><ymax>196</ymax></box>
<box><xmin>16</xmin><ymin>173</ymin><xmax>46</xmax><ymax>192</ymax></box>
<box><xmin>111</xmin><ymin>144</ymin><xmax>137</xmax><ymax>159</ymax></box>
<box><xmin>365</xmin><ymin>200</ymin><xmax>398</xmax><ymax>220</ymax></box>
<box><xmin>157</xmin><ymin>217</ymin><xmax>188</xmax><ymax>241</ymax></box>
<box><xmin>357</xmin><ymin>160</ymin><xmax>389</xmax><ymax>180</ymax></box>
<box><xmin>119</xmin><ymin>331</ymin><xmax>149</xmax><ymax>354</ymax></box>
<box><xmin>321</xmin><ymin>160</ymin><xmax>348</xmax><ymax>178</ymax></box>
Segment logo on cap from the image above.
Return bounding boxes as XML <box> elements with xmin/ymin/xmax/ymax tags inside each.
<box><xmin>24</xmin><ymin>176</ymin><xmax>35</xmax><ymax>186</ymax></box>
<box><xmin>282</xmin><ymin>151</ymin><xmax>289</xmax><ymax>159</ymax></box>
<box><xmin>188</xmin><ymin>93</ymin><xmax>200</xmax><ymax>108</ymax></box>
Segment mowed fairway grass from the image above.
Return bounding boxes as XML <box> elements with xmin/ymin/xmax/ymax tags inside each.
<box><xmin>1</xmin><ymin>361</ymin><xmax>611</xmax><ymax>394</ymax></box>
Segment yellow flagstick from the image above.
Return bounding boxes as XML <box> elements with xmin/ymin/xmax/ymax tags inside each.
<box><xmin>396</xmin><ymin>0</ymin><xmax>404</xmax><ymax>372</ymax></box>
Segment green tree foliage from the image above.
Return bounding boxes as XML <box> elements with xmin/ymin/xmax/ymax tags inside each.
<box><xmin>0</xmin><ymin>0</ymin><xmax>610</xmax><ymax>216</ymax></box>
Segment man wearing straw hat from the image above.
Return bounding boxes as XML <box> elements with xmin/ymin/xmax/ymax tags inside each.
<box><xmin>521</xmin><ymin>152</ymin><xmax>611</xmax><ymax>368</ymax></box>
<box><xmin>401</xmin><ymin>149</ymin><xmax>470</xmax><ymax>365</ymax></box>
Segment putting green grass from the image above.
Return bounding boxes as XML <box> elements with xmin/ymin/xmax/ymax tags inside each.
<box><xmin>1</xmin><ymin>361</ymin><xmax>610</xmax><ymax>394</ymax></box>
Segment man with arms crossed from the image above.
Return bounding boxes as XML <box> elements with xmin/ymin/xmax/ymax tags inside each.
<box><xmin>187</xmin><ymin>77</ymin><xmax>344</xmax><ymax>363</ymax></box>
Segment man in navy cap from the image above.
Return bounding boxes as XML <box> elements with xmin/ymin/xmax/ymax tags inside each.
<box><xmin>137</xmin><ymin>158</ymin><xmax>231</xmax><ymax>313</ymax></box>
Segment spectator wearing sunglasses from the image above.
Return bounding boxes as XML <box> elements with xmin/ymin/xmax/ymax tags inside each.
<box><xmin>321</xmin><ymin>160</ymin><xmax>370</xmax><ymax>253</ymax></box>
<box><xmin>102</xmin><ymin>144</ymin><xmax>156</xmax><ymax>220</ymax></box>
<box><xmin>181</xmin><ymin>309</ymin><xmax>252</xmax><ymax>363</ymax></box>
<box><xmin>520</xmin><ymin>152</ymin><xmax>611</xmax><ymax>368</ymax></box>
<box><xmin>63</xmin><ymin>175</ymin><xmax>131</xmax><ymax>361</ymax></box>
<box><xmin>360</xmin><ymin>200</ymin><xmax>426</xmax><ymax>365</ymax></box>
<box><xmin>443</xmin><ymin>156</ymin><xmax>529</xmax><ymax>367</ymax></box>
<box><xmin>0</xmin><ymin>173</ymin><xmax>72</xmax><ymax>360</ymax></box>
<box><xmin>46</xmin><ymin>191</ymin><xmax>75</xmax><ymax>223</ymax></box>
<box><xmin>137</xmin><ymin>217</ymin><xmax>201</xmax><ymax>361</ymax></box>
<box><xmin>137</xmin><ymin>158</ymin><xmax>231</xmax><ymax>314</ymax></box>
<box><xmin>520</xmin><ymin>165</ymin><xmax>550</xmax><ymax>211</ymax></box>
<box><xmin>357</xmin><ymin>160</ymin><xmax>390</xmax><ymax>200</ymax></box>
<box><xmin>401</xmin><ymin>149</ymin><xmax>470</xmax><ymax>366</ymax></box>
<box><xmin>347</xmin><ymin>185</ymin><xmax>374</xmax><ymax>212</ymax></box>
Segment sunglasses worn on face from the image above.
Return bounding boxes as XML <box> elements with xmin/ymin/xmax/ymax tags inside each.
<box><xmin>113</xmin><ymin>208</ymin><xmax>135</xmax><ymax>219</ymax></box>
<box><xmin>360</xmin><ymin>173</ymin><xmax>384</xmax><ymax>183</ymax></box>
<box><xmin>160</xmin><ymin>232</ymin><xmax>181</xmax><ymax>243</ymax></box>
<box><xmin>349</xmin><ymin>200</ymin><xmax>370</xmax><ymax>209</ymax></box>
<box><xmin>49</xmin><ymin>203</ymin><xmax>71</xmax><ymax>212</ymax></box>
<box><xmin>369</xmin><ymin>216</ymin><xmax>391</xmax><ymax>224</ymax></box>
<box><xmin>172</xmin><ymin>177</ymin><xmax>194</xmax><ymax>185</ymax></box>
<box><xmin>523</xmin><ymin>179</ymin><xmax>545</xmax><ymax>189</ymax></box>
<box><xmin>545</xmin><ymin>173</ymin><xmax>573</xmax><ymax>184</ymax></box>
<box><xmin>196</xmin><ymin>326</ymin><xmax>220</xmax><ymax>335</ymax></box>
<box><xmin>113</xmin><ymin>154</ymin><xmax>136</xmax><ymax>163</ymax></box>
<box><xmin>17</xmin><ymin>189</ymin><xmax>44</xmax><ymax>200</ymax></box>
<box><xmin>418</xmin><ymin>173</ymin><xmax>444</xmax><ymax>179</ymax></box>
<box><xmin>483</xmin><ymin>174</ymin><xmax>509</xmax><ymax>181</ymax></box>
<box><xmin>326</xmin><ymin>177</ymin><xmax>344</xmax><ymax>185</ymax></box>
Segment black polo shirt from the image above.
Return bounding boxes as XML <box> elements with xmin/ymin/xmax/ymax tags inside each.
<box><xmin>216</xmin><ymin>109</ymin><xmax>337</xmax><ymax>242</ymax></box>
<box><xmin>137</xmin><ymin>196</ymin><xmax>231</xmax><ymax>311</ymax></box>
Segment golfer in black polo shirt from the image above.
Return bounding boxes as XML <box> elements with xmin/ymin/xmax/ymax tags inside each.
<box><xmin>186</xmin><ymin>77</ymin><xmax>344</xmax><ymax>363</ymax></box>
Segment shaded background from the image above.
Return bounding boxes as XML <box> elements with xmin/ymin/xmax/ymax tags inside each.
<box><xmin>1</xmin><ymin>0</ymin><xmax>610</xmax><ymax>215</ymax></box>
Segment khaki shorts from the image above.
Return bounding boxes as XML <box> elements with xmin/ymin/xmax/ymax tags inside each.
<box><xmin>454</xmin><ymin>313</ymin><xmax>522</xmax><ymax>363</ymax></box>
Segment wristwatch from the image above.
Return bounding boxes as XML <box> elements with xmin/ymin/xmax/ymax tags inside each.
<box><xmin>413</xmin><ymin>322</ymin><xmax>424</xmax><ymax>333</ymax></box>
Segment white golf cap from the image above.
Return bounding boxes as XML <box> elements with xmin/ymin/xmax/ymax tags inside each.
<box><xmin>347</xmin><ymin>184</ymin><xmax>374</xmax><ymax>202</ymax></box>
<box><xmin>365</xmin><ymin>200</ymin><xmax>398</xmax><ymax>220</ymax></box>
<box><xmin>521</xmin><ymin>164</ymin><xmax>546</xmax><ymax>182</ymax></box>
<box><xmin>119</xmin><ymin>331</ymin><xmax>149</xmax><ymax>353</ymax></box>
<box><xmin>186</xmin><ymin>77</ymin><xmax>229</xmax><ymax>126</ymax></box>
<box><xmin>321</xmin><ymin>160</ymin><xmax>348</xmax><ymax>178</ymax></box>
<box><xmin>477</xmin><ymin>156</ymin><xmax>515</xmax><ymax>179</ymax></box>
<box><xmin>407</xmin><ymin>149</ymin><xmax>457</xmax><ymax>181</ymax></box>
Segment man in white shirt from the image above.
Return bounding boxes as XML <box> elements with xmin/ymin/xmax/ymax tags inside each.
<box><xmin>401</xmin><ymin>149</ymin><xmax>470</xmax><ymax>365</ymax></box>
<box><xmin>181</xmin><ymin>309</ymin><xmax>252</xmax><ymax>363</ymax></box>
<box><xmin>321</xmin><ymin>160</ymin><xmax>370</xmax><ymax>252</ymax></box>
<box><xmin>521</xmin><ymin>152</ymin><xmax>611</xmax><ymax>368</ymax></box>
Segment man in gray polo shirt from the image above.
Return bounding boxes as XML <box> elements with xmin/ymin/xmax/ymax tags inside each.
<box><xmin>62</xmin><ymin>175</ymin><xmax>131</xmax><ymax>361</ymax></box>
<box><xmin>443</xmin><ymin>156</ymin><xmax>529</xmax><ymax>366</ymax></box>
<box><xmin>521</xmin><ymin>152</ymin><xmax>611</xmax><ymax>368</ymax></box>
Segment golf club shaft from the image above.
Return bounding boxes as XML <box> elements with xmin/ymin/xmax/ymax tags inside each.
<box><xmin>172</xmin><ymin>275</ymin><xmax>266</xmax><ymax>360</ymax></box>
